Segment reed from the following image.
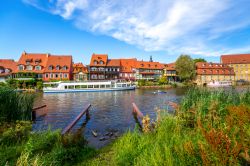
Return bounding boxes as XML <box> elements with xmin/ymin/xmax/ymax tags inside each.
<box><xmin>0</xmin><ymin>87</ymin><xmax>35</xmax><ymax>122</ymax></box>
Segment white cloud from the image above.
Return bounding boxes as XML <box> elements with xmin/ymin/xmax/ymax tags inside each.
<box><xmin>23</xmin><ymin>0</ymin><xmax>250</xmax><ymax>56</ymax></box>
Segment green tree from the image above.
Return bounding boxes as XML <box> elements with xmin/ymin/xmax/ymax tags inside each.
<box><xmin>193</xmin><ymin>58</ymin><xmax>207</xmax><ymax>64</ymax></box>
<box><xmin>158</xmin><ymin>76</ymin><xmax>168</xmax><ymax>85</ymax></box>
<box><xmin>175</xmin><ymin>55</ymin><xmax>195</xmax><ymax>81</ymax></box>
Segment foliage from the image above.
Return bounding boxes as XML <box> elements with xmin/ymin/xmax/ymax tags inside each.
<box><xmin>158</xmin><ymin>76</ymin><xmax>168</xmax><ymax>85</ymax></box>
<box><xmin>0</xmin><ymin>87</ymin><xmax>35</xmax><ymax>122</ymax></box>
<box><xmin>85</xmin><ymin>88</ymin><xmax>250</xmax><ymax>165</ymax></box>
<box><xmin>193</xmin><ymin>58</ymin><xmax>207</xmax><ymax>64</ymax></box>
<box><xmin>175</xmin><ymin>55</ymin><xmax>196</xmax><ymax>81</ymax></box>
<box><xmin>6</xmin><ymin>78</ymin><xmax>43</xmax><ymax>89</ymax></box>
<box><xmin>0</xmin><ymin>123</ymin><xmax>96</xmax><ymax>166</ymax></box>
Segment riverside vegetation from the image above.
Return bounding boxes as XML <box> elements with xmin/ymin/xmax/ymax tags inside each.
<box><xmin>0</xmin><ymin>87</ymin><xmax>250</xmax><ymax>165</ymax></box>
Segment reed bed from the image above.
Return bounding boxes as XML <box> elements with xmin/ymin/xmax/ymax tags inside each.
<box><xmin>0</xmin><ymin>87</ymin><xmax>35</xmax><ymax>122</ymax></box>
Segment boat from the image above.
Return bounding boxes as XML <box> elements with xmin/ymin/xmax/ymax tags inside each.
<box><xmin>43</xmin><ymin>81</ymin><xmax>136</xmax><ymax>93</ymax></box>
<box><xmin>207</xmin><ymin>80</ymin><xmax>232</xmax><ymax>87</ymax></box>
<box><xmin>153</xmin><ymin>90</ymin><xmax>167</xmax><ymax>94</ymax></box>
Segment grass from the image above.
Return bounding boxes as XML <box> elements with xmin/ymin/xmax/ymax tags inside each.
<box><xmin>84</xmin><ymin>88</ymin><xmax>250</xmax><ymax>165</ymax></box>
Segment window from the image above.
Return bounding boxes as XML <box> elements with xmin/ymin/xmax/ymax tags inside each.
<box><xmin>100</xmin><ymin>60</ymin><xmax>104</xmax><ymax>65</ymax></box>
<box><xmin>19</xmin><ymin>65</ymin><xmax>24</xmax><ymax>71</ymax></box>
<box><xmin>46</xmin><ymin>74</ymin><xmax>48</xmax><ymax>78</ymax></box>
<box><xmin>56</xmin><ymin>65</ymin><xmax>60</xmax><ymax>70</ymax></box>
<box><xmin>64</xmin><ymin>74</ymin><xmax>68</xmax><ymax>78</ymax></box>
<box><xmin>50</xmin><ymin>74</ymin><xmax>53</xmax><ymax>78</ymax></box>
<box><xmin>49</xmin><ymin>65</ymin><xmax>53</xmax><ymax>70</ymax></box>
<box><xmin>63</xmin><ymin>66</ymin><xmax>67</xmax><ymax>70</ymax></box>
<box><xmin>55</xmin><ymin>74</ymin><xmax>58</xmax><ymax>78</ymax></box>
<box><xmin>60</xmin><ymin>74</ymin><xmax>62</xmax><ymax>78</ymax></box>
<box><xmin>35</xmin><ymin>66</ymin><xmax>41</xmax><ymax>70</ymax></box>
<box><xmin>26</xmin><ymin>65</ymin><xmax>33</xmax><ymax>71</ymax></box>
<box><xmin>91</xmin><ymin>74</ymin><xmax>97</xmax><ymax>79</ymax></box>
<box><xmin>94</xmin><ymin>60</ymin><xmax>98</xmax><ymax>65</ymax></box>
<box><xmin>5</xmin><ymin>69</ymin><xmax>10</xmax><ymax>73</ymax></box>
<box><xmin>99</xmin><ymin>75</ymin><xmax>104</xmax><ymax>79</ymax></box>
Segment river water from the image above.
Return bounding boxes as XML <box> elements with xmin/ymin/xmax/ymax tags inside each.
<box><xmin>33</xmin><ymin>88</ymin><xmax>186</xmax><ymax>148</ymax></box>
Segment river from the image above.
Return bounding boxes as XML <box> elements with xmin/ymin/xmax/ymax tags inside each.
<box><xmin>33</xmin><ymin>88</ymin><xmax>187</xmax><ymax>148</ymax></box>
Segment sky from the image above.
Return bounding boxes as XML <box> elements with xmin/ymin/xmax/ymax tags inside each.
<box><xmin>0</xmin><ymin>0</ymin><xmax>250</xmax><ymax>64</ymax></box>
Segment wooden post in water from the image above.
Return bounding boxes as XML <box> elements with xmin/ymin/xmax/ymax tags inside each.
<box><xmin>132</xmin><ymin>102</ymin><xmax>144</xmax><ymax>129</ymax></box>
<box><xmin>61</xmin><ymin>104</ymin><xmax>91</xmax><ymax>135</ymax></box>
<box><xmin>32</xmin><ymin>105</ymin><xmax>47</xmax><ymax>121</ymax></box>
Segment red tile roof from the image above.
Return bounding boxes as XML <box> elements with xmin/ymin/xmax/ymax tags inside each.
<box><xmin>73</xmin><ymin>62</ymin><xmax>88</xmax><ymax>73</ymax></box>
<box><xmin>18</xmin><ymin>52</ymin><xmax>49</xmax><ymax>67</ymax></box>
<box><xmin>196</xmin><ymin>62</ymin><xmax>234</xmax><ymax>75</ymax></box>
<box><xmin>106</xmin><ymin>59</ymin><xmax>121</xmax><ymax>67</ymax></box>
<box><xmin>90</xmin><ymin>54</ymin><xmax>108</xmax><ymax>66</ymax></box>
<box><xmin>136</xmin><ymin>61</ymin><xmax>163</xmax><ymax>70</ymax></box>
<box><xmin>0</xmin><ymin>59</ymin><xmax>18</xmax><ymax>73</ymax></box>
<box><xmin>221</xmin><ymin>54</ymin><xmax>250</xmax><ymax>64</ymax></box>
<box><xmin>44</xmin><ymin>55</ymin><xmax>72</xmax><ymax>73</ymax></box>
<box><xmin>120</xmin><ymin>58</ymin><xmax>137</xmax><ymax>73</ymax></box>
<box><xmin>164</xmin><ymin>63</ymin><xmax>175</xmax><ymax>70</ymax></box>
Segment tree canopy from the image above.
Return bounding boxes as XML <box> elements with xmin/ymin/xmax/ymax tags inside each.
<box><xmin>175</xmin><ymin>55</ymin><xmax>195</xmax><ymax>81</ymax></box>
<box><xmin>193</xmin><ymin>58</ymin><xmax>206</xmax><ymax>64</ymax></box>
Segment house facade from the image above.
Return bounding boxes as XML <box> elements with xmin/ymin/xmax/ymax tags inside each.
<box><xmin>89</xmin><ymin>54</ymin><xmax>108</xmax><ymax>80</ymax></box>
<box><xmin>221</xmin><ymin>54</ymin><xmax>250</xmax><ymax>82</ymax></box>
<box><xmin>120</xmin><ymin>59</ymin><xmax>137</xmax><ymax>81</ymax></box>
<box><xmin>163</xmin><ymin>63</ymin><xmax>178</xmax><ymax>81</ymax></box>
<box><xmin>135</xmin><ymin>61</ymin><xmax>163</xmax><ymax>80</ymax></box>
<box><xmin>73</xmin><ymin>63</ymin><xmax>88</xmax><ymax>81</ymax></box>
<box><xmin>0</xmin><ymin>59</ymin><xmax>17</xmax><ymax>82</ymax></box>
<box><xmin>195</xmin><ymin>62</ymin><xmax>235</xmax><ymax>86</ymax></box>
<box><xmin>16</xmin><ymin>52</ymin><xmax>73</xmax><ymax>81</ymax></box>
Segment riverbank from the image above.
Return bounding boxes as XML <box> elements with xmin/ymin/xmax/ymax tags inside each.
<box><xmin>1</xmin><ymin>87</ymin><xmax>250</xmax><ymax>165</ymax></box>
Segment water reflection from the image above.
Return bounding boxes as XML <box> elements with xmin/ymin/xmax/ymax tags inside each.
<box><xmin>33</xmin><ymin>88</ymin><xmax>187</xmax><ymax>148</ymax></box>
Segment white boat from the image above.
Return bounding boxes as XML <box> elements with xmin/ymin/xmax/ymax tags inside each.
<box><xmin>207</xmin><ymin>80</ymin><xmax>232</xmax><ymax>87</ymax></box>
<box><xmin>43</xmin><ymin>81</ymin><xmax>136</xmax><ymax>93</ymax></box>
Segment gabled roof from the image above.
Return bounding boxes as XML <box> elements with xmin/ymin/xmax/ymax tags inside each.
<box><xmin>165</xmin><ymin>63</ymin><xmax>175</xmax><ymax>70</ymax></box>
<box><xmin>107</xmin><ymin>59</ymin><xmax>121</xmax><ymax>67</ymax></box>
<box><xmin>136</xmin><ymin>61</ymin><xmax>164</xmax><ymax>70</ymax></box>
<box><xmin>196</xmin><ymin>62</ymin><xmax>234</xmax><ymax>75</ymax></box>
<box><xmin>221</xmin><ymin>54</ymin><xmax>250</xmax><ymax>64</ymax></box>
<box><xmin>73</xmin><ymin>62</ymin><xmax>88</xmax><ymax>73</ymax></box>
<box><xmin>0</xmin><ymin>59</ymin><xmax>18</xmax><ymax>73</ymax></box>
<box><xmin>120</xmin><ymin>58</ymin><xmax>137</xmax><ymax>73</ymax></box>
<box><xmin>90</xmin><ymin>54</ymin><xmax>108</xmax><ymax>66</ymax></box>
<box><xmin>17</xmin><ymin>52</ymin><xmax>49</xmax><ymax>67</ymax></box>
<box><xmin>196</xmin><ymin>62</ymin><xmax>230</xmax><ymax>69</ymax></box>
<box><xmin>44</xmin><ymin>55</ymin><xmax>72</xmax><ymax>73</ymax></box>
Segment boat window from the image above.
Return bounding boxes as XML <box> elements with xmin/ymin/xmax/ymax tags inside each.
<box><xmin>68</xmin><ymin>85</ymin><xmax>74</xmax><ymax>89</ymax></box>
<box><xmin>100</xmin><ymin>85</ymin><xmax>105</xmax><ymax>88</ymax></box>
<box><xmin>106</xmin><ymin>85</ymin><xmax>111</xmax><ymax>88</ymax></box>
<box><xmin>80</xmin><ymin>85</ymin><xmax>87</xmax><ymax>88</ymax></box>
<box><xmin>117</xmin><ymin>84</ymin><xmax>122</xmax><ymax>87</ymax></box>
<box><xmin>88</xmin><ymin>85</ymin><xmax>93</xmax><ymax>88</ymax></box>
<box><xmin>65</xmin><ymin>86</ymin><xmax>68</xmax><ymax>89</ymax></box>
<box><xmin>94</xmin><ymin>85</ymin><xmax>99</xmax><ymax>88</ymax></box>
<box><xmin>122</xmin><ymin>84</ymin><xmax>126</xmax><ymax>87</ymax></box>
<box><xmin>75</xmin><ymin>85</ymin><xmax>80</xmax><ymax>89</ymax></box>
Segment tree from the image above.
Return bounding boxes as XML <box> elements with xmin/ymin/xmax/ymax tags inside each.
<box><xmin>193</xmin><ymin>58</ymin><xmax>207</xmax><ymax>64</ymax></box>
<box><xmin>175</xmin><ymin>55</ymin><xmax>195</xmax><ymax>81</ymax></box>
<box><xmin>158</xmin><ymin>76</ymin><xmax>168</xmax><ymax>85</ymax></box>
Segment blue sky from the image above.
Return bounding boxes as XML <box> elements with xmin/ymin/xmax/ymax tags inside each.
<box><xmin>1</xmin><ymin>0</ymin><xmax>250</xmax><ymax>64</ymax></box>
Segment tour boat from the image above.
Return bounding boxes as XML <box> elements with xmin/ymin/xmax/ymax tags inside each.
<box><xmin>207</xmin><ymin>81</ymin><xmax>232</xmax><ymax>87</ymax></box>
<box><xmin>43</xmin><ymin>81</ymin><xmax>136</xmax><ymax>93</ymax></box>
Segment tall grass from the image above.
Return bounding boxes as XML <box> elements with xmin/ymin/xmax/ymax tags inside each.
<box><xmin>0</xmin><ymin>87</ymin><xmax>35</xmax><ymax>122</ymax></box>
<box><xmin>85</xmin><ymin>88</ymin><xmax>250</xmax><ymax>165</ymax></box>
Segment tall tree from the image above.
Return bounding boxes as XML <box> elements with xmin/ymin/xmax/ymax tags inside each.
<box><xmin>175</xmin><ymin>55</ymin><xmax>195</xmax><ymax>81</ymax></box>
<box><xmin>193</xmin><ymin>58</ymin><xmax>206</xmax><ymax>64</ymax></box>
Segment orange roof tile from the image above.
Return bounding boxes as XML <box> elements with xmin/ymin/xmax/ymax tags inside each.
<box><xmin>0</xmin><ymin>59</ymin><xmax>18</xmax><ymax>73</ymax></box>
<box><xmin>90</xmin><ymin>54</ymin><xmax>108</xmax><ymax>66</ymax></box>
<box><xmin>107</xmin><ymin>59</ymin><xmax>121</xmax><ymax>67</ymax></box>
<box><xmin>120</xmin><ymin>58</ymin><xmax>137</xmax><ymax>73</ymax></box>
<box><xmin>164</xmin><ymin>63</ymin><xmax>175</xmax><ymax>70</ymax></box>
<box><xmin>196</xmin><ymin>62</ymin><xmax>234</xmax><ymax>75</ymax></box>
<box><xmin>44</xmin><ymin>55</ymin><xmax>72</xmax><ymax>73</ymax></box>
<box><xmin>18</xmin><ymin>52</ymin><xmax>49</xmax><ymax>67</ymax></box>
<box><xmin>73</xmin><ymin>62</ymin><xmax>88</xmax><ymax>73</ymax></box>
<box><xmin>136</xmin><ymin>61</ymin><xmax>163</xmax><ymax>70</ymax></box>
<box><xmin>221</xmin><ymin>54</ymin><xmax>250</xmax><ymax>64</ymax></box>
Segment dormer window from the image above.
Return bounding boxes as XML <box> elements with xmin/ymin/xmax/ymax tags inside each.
<box><xmin>35</xmin><ymin>66</ymin><xmax>41</xmax><ymax>70</ymax></box>
<box><xmin>62</xmin><ymin>66</ymin><xmax>67</xmax><ymax>70</ymax></box>
<box><xmin>94</xmin><ymin>60</ymin><xmax>98</xmax><ymax>65</ymax></box>
<box><xmin>141</xmin><ymin>64</ymin><xmax>144</xmax><ymax>67</ymax></box>
<box><xmin>5</xmin><ymin>68</ymin><xmax>10</xmax><ymax>73</ymax></box>
<box><xmin>56</xmin><ymin>65</ymin><xmax>60</xmax><ymax>70</ymax></box>
<box><xmin>26</xmin><ymin>65</ymin><xmax>33</xmax><ymax>71</ymax></box>
<box><xmin>202</xmin><ymin>64</ymin><xmax>205</xmax><ymax>67</ymax></box>
<box><xmin>148</xmin><ymin>64</ymin><xmax>150</xmax><ymax>67</ymax></box>
<box><xmin>203</xmin><ymin>70</ymin><xmax>206</xmax><ymax>73</ymax></box>
<box><xmin>48</xmin><ymin>65</ymin><xmax>53</xmax><ymax>70</ymax></box>
<box><xmin>0</xmin><ymin>67</ymin><xmax>4</xmax><ymax>73</ymax></box>
<box><xmin>100</xmin><ymin>60</ymin><xmax>104</xmax><ymax>65</ymax></box>
<box><xmin>18</xmin><ymin>65</ymin><xmax>24</xmax><ymax>71</ymax></box>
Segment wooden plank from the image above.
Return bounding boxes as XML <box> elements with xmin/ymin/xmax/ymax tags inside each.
<box><xmin>132</xmin><ymin>102</ymin><xmax>144</xmax><ymax>119</ymax></box>
<box><xmin>61</xmin><ymin>104</ymin><xmax>91</xmax><ymax>135</ymax></box>
<box><xmin>32</xmin><ymin>105</ymin><xmax>47</xmax><ymax>112</ymax></box>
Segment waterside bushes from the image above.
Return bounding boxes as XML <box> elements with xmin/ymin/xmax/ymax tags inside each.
<box><xmin>85</xmin><ymin>88</ymin><xmax>250</xmax><ymax>165</ymax></box>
